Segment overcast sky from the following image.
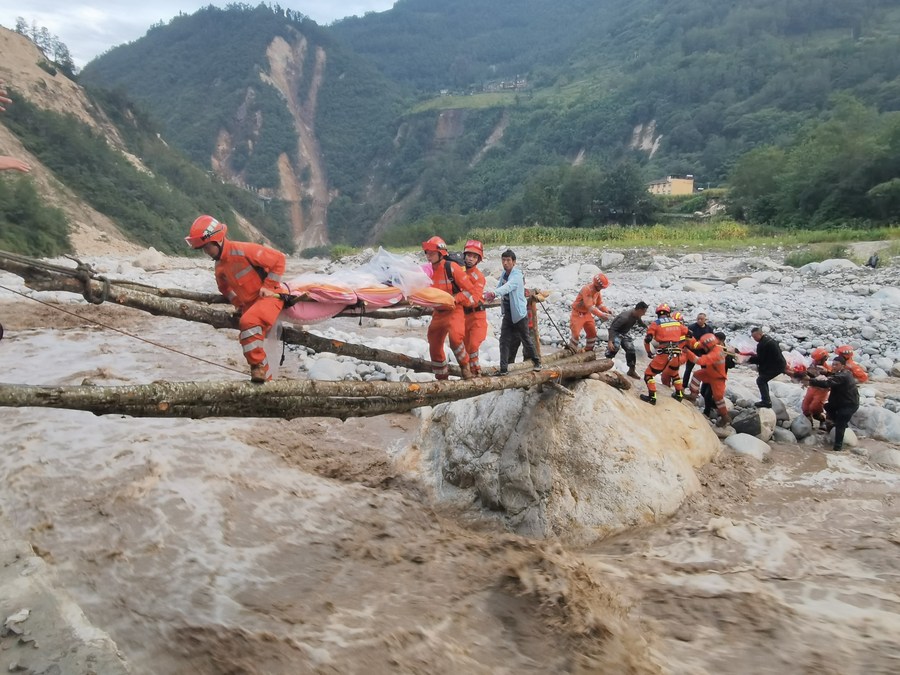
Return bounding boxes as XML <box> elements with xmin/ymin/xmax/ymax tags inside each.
<box><xmin>0</xmin><ymin>1</ymin><xmax>396</xmax><ymax>68</ymax></box>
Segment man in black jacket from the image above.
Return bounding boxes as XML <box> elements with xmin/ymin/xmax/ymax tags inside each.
<box><xmin>683</xmin><ymin>312</ymin><xmax>714</xmax><ymax>386</ymax></box>
<box><xmin>747</xmin><ymin>327</ymin><xmax>787</xmax><ymax>408</ymax></box>
<box><xmin>809</xmin><ymin>356</ymin><xmax>859</xmax><ymax>451</ymax></box>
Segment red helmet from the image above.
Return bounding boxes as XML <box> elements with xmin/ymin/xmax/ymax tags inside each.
<box><xmin>185</xmin><ymin>215</ymin><xmax>227</xmax><ymax>249</ymax></box>
<box><xmin>836</xmin><ymin>345</ymin><xmax>854</xmax><ymax>359</ymax></box>
<box><xmin>592</xmin><ymin>273</ymin><xmax>609</xmax><ymax>289</ymax></box>
<box><xmin>699</xmin><ymin>333</ymin><xmax>718</xmax><ymax>348</ymax></box>
<box><xmin>422</xmin><ymin>236</ymin><xmax>448</xmax><ymax>254</ymax></box>
<box><xmin>811</xmin><ymin>347</ymin><xmax>829</xmax><ymax>363</ymax></box>
<box><xmin>671</xmin><ymin>311</ymin><xmax>684</xmax><ymax>322</ymax></box>
<box><xmin>463</xmin><ymin>239</ymin><xmax>484</xmax><ymax>260</ymax></box>
<box><xmin>656</xmin><ymin>303</ymin><xmax>671</xmax><ymax>315</ymax></box>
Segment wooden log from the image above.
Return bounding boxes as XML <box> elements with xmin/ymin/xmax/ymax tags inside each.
<box><xmin>0</xmin><ymin>359</ymin><xmax>612</xmax><ymax>419</ymax></box>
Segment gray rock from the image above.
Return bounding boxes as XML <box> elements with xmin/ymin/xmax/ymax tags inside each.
<box><xmin>723</xmin><ymin>434</ymin><xmax>771</xmax><ymax>461</ymax></box>
<box><xmin>790</xmin><ymin>415</ymin><xmax>813</xmax><ymax>439</ymax></box>
<box><xmin>772</xmin><ymin>427</ymin><xmax>797</xmax><ymax>444</ymax></box>
<box><xmin>601</xmin><ymin>251</ymin><xmax>625</xmax><ymax>269</ymax></box>
<box><xmin>731</xmin><ymin>409</ymin><xmax>761</xmax><ymax>437</ymax></box>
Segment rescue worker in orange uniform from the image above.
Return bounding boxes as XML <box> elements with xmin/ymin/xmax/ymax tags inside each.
<box><xmin>835</xmin><ymin>345</ymin><xmax>869</xmax><ymax>383</ymax></box>
<box><xmin>641</xmin><ymin>303</ymin><xmax>689</xmax><ymax>404</ymax></box>
<box><xmin>801</xmin><ymin>347</ymin><xmax>832</xmax><ymax>425</ymax></box>
<box><xmin>422</xmin><ymin>236</ymin><xmax>479</xmax><ymax>380</ymax></box>
<box><xmin>684</xmin><ymin>332</ymin><xmax>731</xmax><ymax>427</ymax></box>
<box><xmin>568</xmin><ymin>273</ymin><xmax>611</xmax><ymax>352</ymax></box>
<box><xmin>186</xmin><ymin>215</ymin><xmax>286</xmax><ymax>383</ymax></box>
<box><xmin>461</xmin><ymin>240</ymin><xmax>487</xmax><ymax>376</ymax></box>
<box><xmin>662</xmin><ymin>310</ymin><xmax>689</xmax><ymax>388</ymax></box>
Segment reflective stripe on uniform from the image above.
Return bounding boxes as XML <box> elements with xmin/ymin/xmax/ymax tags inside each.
<box><xmin>268</xmin><ymin>273</ymin><xmax>283</xmax><ymax>282</ymax></box>
<box><xmin>239</xmin><ymin>326</ymin><xmax>264</xmax><ymax>340</ymax></box>
<box><xmin>226</xmin><ymin>291</ymin><xmax>237</xmax><ymax>300</ymax></box>
<box><xmin>234</xmin><ymin>265</ymin><xmax>255</xmax><ymax>279</ymax></box>
<box><xmin>242</xmin><ymin>342</ymin><xmax>258</xmax><ymax>353</ymax></box>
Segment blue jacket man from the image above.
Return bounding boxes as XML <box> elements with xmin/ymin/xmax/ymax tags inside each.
<box><xmin>485</xmin><ymin>249</ymin><xmax>540</xmax><ymax>375</ymax></box>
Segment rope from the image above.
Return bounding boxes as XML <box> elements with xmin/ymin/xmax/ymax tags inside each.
<box><xmin>0</xmin><ymin>282</ymin><xmax>246</xmax><ymax>376</ymax></box>
<box><xmin>538</xmin><ymin>299</ymin><xmax>569</xmax><ymax>345</ymax></box>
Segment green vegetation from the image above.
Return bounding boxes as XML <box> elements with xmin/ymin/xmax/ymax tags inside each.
<box><xmin>462</xmin><ymin>223</ymin><xmax>898</xmax><ymax>251</ymax></box>
<box><xmin>78</xmin><ymin>1</ymin><xmax>900</xmax><ymax>245</ymax></box>
<box><xmin>1</xmin><ymin>91</ymin><xmax>292</xmax><ymax>255</ymax></box>
<box><xmin>784</xmin><ymin>244</ymin><xmax>851</xmax><ymax>268</ymax></box>
<box><xmin>0</xmin><ymin>175</ymin><xmax>70</xmax><ymax>256</ymax></box>
<box><xmin>729</xmin><ymin>100</ymin><xmax>900</xmax><ymax>229</ymax></box>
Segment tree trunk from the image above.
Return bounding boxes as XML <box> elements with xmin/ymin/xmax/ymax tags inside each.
<box><xmin>0</xmin><ymin>359</ymin><xmax>612</xmax><ymax>419</ymax></box>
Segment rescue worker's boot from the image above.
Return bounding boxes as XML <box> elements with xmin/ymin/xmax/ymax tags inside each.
<box><xmin>639</xmin><ymin>393</ymin><xmax>657</xmax><ymax>405</ymax></box>
<box><xmin>250</xmin><ymin>363</ymin><xmax>269</xmax><ymax>383</ymax></box>
<box><xmin>716</xmin><ymin>412</ymin><xmax>731</xmax><ymax>428</ymax></box>
<box><xmin>460</xmin><ymin>363</ymin><xmax>474</xmax><ymax>380</ymax></box>
<box><xmin>671</xmin><ymin>390</ymin><xmax>684</xmax><ymax>402</ymax></box>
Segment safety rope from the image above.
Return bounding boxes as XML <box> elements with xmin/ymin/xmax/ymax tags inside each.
<box><xmin>538</xmin><ymin>299</ymin><xmax>570</xmax><ymax>345</ymax></box>
<box><xmin>0</xmin><ymin>282</ymin><xmax>246</xmax><ymax>376</ymax></box>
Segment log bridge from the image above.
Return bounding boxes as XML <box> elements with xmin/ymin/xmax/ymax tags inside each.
<box><xmin>0</xmin><ymin>250</ymin><xmax>626</xmax><ymax>419</ymax></box>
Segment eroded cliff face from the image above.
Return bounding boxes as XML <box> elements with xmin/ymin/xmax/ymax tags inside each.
<box><xmin>260</xmin><ymin>34</ymin><xmax>330</xmax><ymax>249</ymax></box>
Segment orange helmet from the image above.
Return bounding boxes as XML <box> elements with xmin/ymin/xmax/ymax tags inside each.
<box><xmin>422</xmin><ymin>236</ymin><xmax>448</xmax><ymax>254</ymax></box>
<box><xmin>463</xmin><ymin>239</ymin><xmax>484</xmax><ymax>260</ymax></box>
<box><xmin>592</xmin><ymin>273</ymin><xmax>609</xmax><ymax>289</ymax></box>
<box><xmin>810</xmin><ymin>347</ymin><xmax>829</xmax><ymax>363</ymax></box>
<box><xmin>185</xmin><ymin>215</ymin><xmax>227</xmax><ymax>249</ymax></box>
<box><xmin>671</xmin><ymin>311</ymin><xmax>684</xmax><ymax>322</ymax></box>
<box><xmin>836</xmin><ymin>345</ymin><xmax>854</xmax><ymax>359</ymax></box>
<box><xmin>699</xmin><ymin>333</ymin><xmax>718</xmax><ymax>348</ymax></box>
<box><xmin>655</xmin><ymin>303</ymin><xmax>671</xmax><ymax>316</ymax></box>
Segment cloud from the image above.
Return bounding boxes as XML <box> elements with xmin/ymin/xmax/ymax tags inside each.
<box><xmin>0</xmin><ymin>1</ymin><xmax>395</xmax><ymax>68</ymax></box>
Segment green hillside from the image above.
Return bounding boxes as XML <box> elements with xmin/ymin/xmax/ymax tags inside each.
<box><xmin>77</xmin><ymin>0</ymin><xmax>900</xmax><ymax>247</ymax></box>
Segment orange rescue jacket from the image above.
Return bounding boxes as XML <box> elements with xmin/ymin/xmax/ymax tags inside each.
<box><xmin>686</xmin><ymin>343</ymin><xmax>727</xmax><ymax>379</ymax></box>
<box><xmin>646</xmin><ymin>317</ymin><xmax>687</xmax><ymax>347</ymax></box>
<box><xmin>215</xmin><ymin>239</ymin><xmax>286</xmax><ymax>310</ymax></box>
<box><xmin>572</xmin><ymin>284</ymin><xmax>609</xmax><ymax>317</ymax></box>
<box><xmin>431</xmin><ymin>257</ymin><xmax>480</xmax><ymax>309</ymax></box>
<box><xmin>464</xmin><ymin>266</ymin><xmax>486</xmax><ymax>310</ymax></box>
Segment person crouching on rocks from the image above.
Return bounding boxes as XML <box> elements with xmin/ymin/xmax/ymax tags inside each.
<box><xmin>809</xmin><ymin>356</ymin><xmax>860</xmax><ymax>452</ymax></box>
<box><xmin>186</xmin><ymin>215</ymin><xmax>286</xmax><ymax>383</ymax></box>
<box><xmin>684</xmin><ymin>332</ymin><xmax>731</xmax><ymax>427</ymax></box>
<box><xmin>605</xmin><ymin>301</ymin><xmax>648</xmax><ymax>379</ymax></box>
<box><xmin>568</xmin><ymin>273</ymin><xmax>611</xmax><ymax>353</ymax></box>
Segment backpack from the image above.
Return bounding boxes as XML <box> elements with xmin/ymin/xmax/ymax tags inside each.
<box><xmin>443</xmin><ymin>252</ymin><xmax>466</xmax><ymax>294</ymax></box>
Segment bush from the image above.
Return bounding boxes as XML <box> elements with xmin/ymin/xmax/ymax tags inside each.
<box><xmin>784</xmin><ymin>244</ymin><xmax>850</xmax><ymax>267</ymax></box>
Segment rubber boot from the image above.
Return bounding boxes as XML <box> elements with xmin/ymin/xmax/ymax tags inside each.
<box><xmin>639</xmin><ymin>393</ymin><xmax>657</xmax><ymax>405</ymax></box>
<box><xmin>716</xmin><ymin>412</ymin><xmax>731</xmax><ymax>428</ymax></box>
<box><xmin>460</xmin><ymin>363</ymin><xmax>474</xmax><ymax>380</ymax></box>
<box><xmin>671</xmin><ymin>390</ymin><xmax>684</xmax><ymax>402</ymax></box>
<box><xmin>626</xmin><ymin>367</ymin><xmax>639</xmax><ymax>379</ymax></box>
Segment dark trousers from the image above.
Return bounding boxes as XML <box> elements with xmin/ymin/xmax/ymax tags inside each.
<box><xmin>605</xmin><ymin>336</ymin><xmax>636</xmax><ymax>368</ymax></box>
<box><xmin>500</xmin><ymin>314</ymin><xmax>539</xmax><ymax>371</ymax></box>
<box><xmin>829</xmin><ymin>405</ymin><xmax>858</xmax><ymax>450</ymax></box>
<box><xmin>683</xmin><ymin>360</ymin><xmax>696</xmax><ymax>385</ymax></box>
<box><xmin>756</xmin><ymin>372</ymin><xmax>779</xmax><ymax>405</ymax></box>
<box><xmin>701</xmin><ymin>383</ymin><xmax>714</xmax><ymax>413</ymax></box>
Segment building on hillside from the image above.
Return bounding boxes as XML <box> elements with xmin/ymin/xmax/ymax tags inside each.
<box><xmin>647</xmin><ymin>175</ymin><xmax>694</xmax><ymax>195</ymax></box>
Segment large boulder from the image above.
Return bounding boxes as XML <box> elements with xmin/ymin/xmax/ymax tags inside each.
<box><xmin>723</xmin><ymin>433</ymin><xmax>770</xmax><ymax>461</ymax></box>
<box><xmin>412</xmin><ymin>381</ymin><xmax>720</xmax><ymax>545</ymax></box>
<box><xmin>790</xmin><ymin>415</ymin><xmax>813</xmax><ymax>439</ymax></box>
<box><xmin>730</xmin><ymin>407</ymin><xmax>776</xmax><ymax>441</ymax></box>
<box><xmin>853</xmin><ymin>406</ymin><xmax>900</xmax><ymax>443</ymax></box>
<box><xmin>601</xmin><ymin>251</ymin><xmax>626</xmax><ymax>269</ymax></box>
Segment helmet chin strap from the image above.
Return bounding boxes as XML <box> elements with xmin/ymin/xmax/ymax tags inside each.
<box><xmin>212</xmin><ymin>242</ymin><xmax>223</xmax><ymax>261</ymax></box>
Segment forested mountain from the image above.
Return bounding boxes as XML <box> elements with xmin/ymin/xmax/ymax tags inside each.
<box><xmin>74</xmin><ymin>0</ymin><xmax>900</xmax><ymax>248</ymax></box>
